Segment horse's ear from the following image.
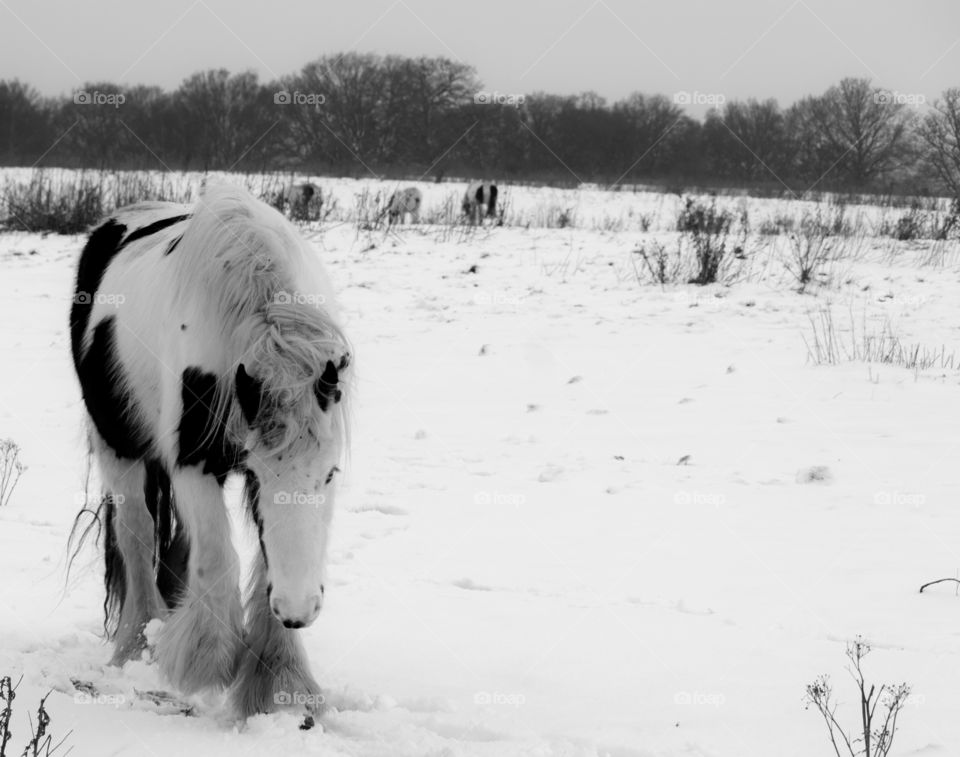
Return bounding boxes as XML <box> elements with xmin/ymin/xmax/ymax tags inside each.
<box><xmin>235</xmin><ymin>364</ymin><xmax>263</xmax><ymax>424</ymax></box>
<box><xmin>314</xmin><ymin>360</ymin><xmax>342</xmax><ymax>412</ymax></box>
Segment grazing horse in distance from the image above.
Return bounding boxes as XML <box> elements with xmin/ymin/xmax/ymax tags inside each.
<box><xmin>69</xmin><ymin>183</ymin><xmax>351</xmax><ymax>720</ymax></box>
<box><xmin>462</xmin><ymin>181</ymin><xmax>498</xmax><ymax>225</ymax></box>
<box><xmin>387</xmin><ymin>187</ymin><xmax>422</xmax><ymax>225</ymax></box>
<box><xmin>284</xmin><ymin>182</ymin><xmax>323</xmax><ymax>222</ymax></box>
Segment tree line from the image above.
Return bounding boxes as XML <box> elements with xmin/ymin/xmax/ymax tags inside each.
<box><xmin>2</xmin><ymin>52</ymin><xmax>960</xmax><ymax>196</ymax></box>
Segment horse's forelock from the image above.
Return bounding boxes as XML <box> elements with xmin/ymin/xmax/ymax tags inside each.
<box><xmin>224</xmin><ymin>301</ymin><xmax>350</xmax><ymax>461</ymax></box>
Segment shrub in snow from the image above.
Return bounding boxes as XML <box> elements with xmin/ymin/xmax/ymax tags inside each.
<box><xmin>676</xmin><ymin>196</ymin><xmax>734</xmax><ymax>285</ymax></box>
<box><xmin>0</xmin><ymin>439</ymin><xmax>25</xmax><ymax>508</ymax></box>
<box><xmin>0</xmin><ymin>675</ymin><xmax>72</xmax><ymax>757</ymax></box>
<box><xmin>634</xmin><ymin>240</ymin><xmax>684</xmax><ymax>284</ymax></box>
<box><xmin>784</xmin><ymin>208</ymin><xmax>839</xmax><ymax>292</ymax></box>
<box><xmin>805</xmin><ymin>637</ymin><xmax>910</xmax><ymax>757</ymax></box>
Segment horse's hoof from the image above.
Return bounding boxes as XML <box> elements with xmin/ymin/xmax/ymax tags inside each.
<box><xmin>110</xmin><ymin>625</ymin><xmax>150</xmax><ymax>666</ymax></box>
<box><xmin>156</xmin><ymin>600</ymin><xmax>242</xmax><ymax>693</ymax></box>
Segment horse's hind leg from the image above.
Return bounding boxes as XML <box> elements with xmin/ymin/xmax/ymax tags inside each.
<box><xmin>156</xmin><ymin>468</ymin><xmax>242</xmax><ymax>693</ymax></box>
<box><xmin>95</xmin><ymin>443</ymin><xmax>167</xmax><ymax>665</ymax></box>
<box><xmin>231</xmin><ymin>554</ymin><xmax>323</xmax><ymax>718</ymax></box>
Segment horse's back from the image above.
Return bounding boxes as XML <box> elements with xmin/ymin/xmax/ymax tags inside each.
<box><xmin>74</xmin><ymin>202</ymin><xmax>191</xmax><ymax>341</ymax></box>
<box><xmin>77</xmin><ymin>201</ymin><xmax>192</xmax><ymax>342</ymax></box>
<box><xmin>73</xmin><ymin>201</ymin><xmax>200</xmax><ymax>458</ymax></box>
<box><xmin>81</xmin><ymin>202</ymin><xmax>193</xmax><ymax>269</ymax></box>
<box><xmin>73</xmin><ymin>185</ymin><xmax>338</xmax><ymax>463</ymax></box>
<box><xmin>112</xmin><ymin>199</ymin><xmax>189</xmax><ymax>223</ymax></box>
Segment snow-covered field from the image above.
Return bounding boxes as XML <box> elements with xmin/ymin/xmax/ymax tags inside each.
<box><xmin>2</xmin><ymin>180</ymin><xmax>960</xmax><ymax>756</ymax></box>
<box><xmin>5</xmin><ymin>166</ymin><xmax>955</xmax><ymax>235</ymax></box>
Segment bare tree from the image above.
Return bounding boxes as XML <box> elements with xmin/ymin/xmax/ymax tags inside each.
<box><xmin>919</xmin><ymin>88</ymin><xmax>960</xmax><ymax>197</ymax></box>
<box><xmin>800</xmin><ymin>78</ymin><xmax>913</xmax><ymax>186</ymax></box>
<box><xmin>0</xmin><ymin>80</ymin><xmax>54</xmax><ymax>165</ymax></box>
<box><xmin>703</xmin><ymin>99</ymin><xmax>790</xmax><ymax>181</ymax></box>
<box><xmin>62</xmin><ymin>81</ymin><xmax>131</xmax><ymax>169</ymax></box>
<box><xmin>173</xmin><ymin>69</ymin><xmax>275</xmax><ymax>170</ymax></box>
<box><xmin>284</xmin><ymin>53</ymin><xmax>389</xmax><ymax>171</ymax></box>
<box><xmin>281</xmin><ymin>53</ymin><xmax>478</xmax><ymax>174</ymax></box>
<box><xmin>117</xmin><ymin>85</ymin><xmax>173</xmax><ymax>168</ymax></box>
<box><xmin>611</xmin><ymin>93</ymin><xmax>688</xmax><ymax>180</ymax></box>
<box><xmin>385</xmin><ymin>55</ymin><xmax>478</xmax><ymax>167</ymax></box>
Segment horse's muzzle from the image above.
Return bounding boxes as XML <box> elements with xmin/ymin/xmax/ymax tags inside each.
<box><xmin>271</xmin><ymin>591</ymin><xmax>323</xmax><ymax>629</ymax></box>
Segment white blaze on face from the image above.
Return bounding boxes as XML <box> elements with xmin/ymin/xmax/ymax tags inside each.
<box><xmin>247</xmin><ymin>452</ymin><xmax>336</xmax><ymax>628</ymax></box>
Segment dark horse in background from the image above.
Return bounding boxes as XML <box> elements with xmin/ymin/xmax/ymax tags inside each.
<box><xmin>462</xmin><ymin>181</ymin><xmax>498</xmax><ymax>225</ymax></box>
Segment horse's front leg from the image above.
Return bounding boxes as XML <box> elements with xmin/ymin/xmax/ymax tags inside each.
<box><xmin>230</xmin><ymin>554</ymin><xmax>323</xmax><ymax>718</ymax></box>
<box><xmin>156</xmin><ymin>467</ymin><xmax>242</xmax><ymax>693</ymax></box>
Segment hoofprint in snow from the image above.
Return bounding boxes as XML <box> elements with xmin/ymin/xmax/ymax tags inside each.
<box><xmin>2</xmin><ymin>194</ymin><xmax>960</xmax><ymax>755</ymax></box>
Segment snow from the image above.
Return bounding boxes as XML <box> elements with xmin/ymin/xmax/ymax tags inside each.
<box><xmin>2</xmin><ymin>185</ymin><xmax>960</xmax><ymax>755</ymax></box>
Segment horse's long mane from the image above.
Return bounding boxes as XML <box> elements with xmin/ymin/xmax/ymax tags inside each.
<box><xmin>171</xmin><ymin>183</ymin><xmax>351</xmax><ymax>461</ymax></box>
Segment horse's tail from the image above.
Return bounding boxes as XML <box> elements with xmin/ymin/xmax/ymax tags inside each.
<box><xmin>66</xmin><ymin>478</ymin><xmax>126</xmax><ymax>638</ymax></box>
<box><xmin>145</xmin><ymin>460</ymin><xmax>189</xmax><ymax>607</ymax></box>
<box><xmin>101</xmin><ymin>494</ymin><xmax>126</xmax><ymax>638</ymax></box>
<box><xmin>68</xmin><ymin>461</ymin><xmax>189</xmax><ymax>637</ymax></box>
<box><xmin>99</xmin><ymin>472</ymin><xmax>187</xmax><ymax>637</ymax></box>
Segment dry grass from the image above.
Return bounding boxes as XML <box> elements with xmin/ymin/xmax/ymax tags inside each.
<box><xmin>0</xmin><ymin>676</ymin><xmax>72</xmax><ymax>757</ymax></box>
<box><xmin>676</xmin><ymin>196</ymin><xmax>736</xmax><ymax>285</ymax></box>
<box><xmin>0</xmin><ymin>439</ymin><xmax>25</xmax><ymax>508</ymax></box>
<box><xmin>804</xmin><ymin>305</ymin><xmax>959</xmax><ymax>372</ymax></box>
<box><xmin>780</xmin><ymin>206</ymin><xmax>866</xmax><ymax>291</ymax></box>
<box><xmin>805</xmin><ymin>638</ymin><xmax>910</xmax><ymax>757</ymax></box>
<box><xmin>2</xmin><ymin>169</ymin><xmax>195</xmax><ymax>233</ymax></box>
<box><xmin>633</xmin><ymin>240</ymin><xmax>685</xmax><ymax>285</ymax></box>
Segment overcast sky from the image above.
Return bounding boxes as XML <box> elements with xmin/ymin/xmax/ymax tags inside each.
<box><xmin>3</xmin><ymin>0</ymin><xmax>959</xmax><ymax>114</ymax></box>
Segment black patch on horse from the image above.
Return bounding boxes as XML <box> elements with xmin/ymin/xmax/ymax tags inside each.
<box><xmin>71</xmin><ymin>220</ymin><xmax>127</xmax><ymax>367</ymax></box>
<box><xmin>235</xmin><ymin>364</ymin><xmax>264</xmax><ymax>424</ymax></box>
<box><xmin>177</xmin><ymin>368</ymin><xmax>245</xmax><ymax>483</ymax></box>
<box><xmin>487</xmin><ymin>185</ymin><xmax>498</xmax><ymax>217</ymax></box>
<box><xmin>119</xmin><ymin>215</ymin><xmax>190</xmax><ymax>252</ymax></box>
<box><xmin>165</xmin><ymin>234</ymin><xmax>183</xmax><ymax>255</ymax></box>
<box><xmin>144</xmin><ymin>459</ymin><xmax>189</xmax><ymax>608</ymax></box>
<box><xmin>314</xmin><ymin>360</ymin><xmax>342</xmax><ymax>411</ymax></box>
<box><xmin>76</xmin><ymin>316</ymin><xmax>152</xmax><ymax>460</ymax></box>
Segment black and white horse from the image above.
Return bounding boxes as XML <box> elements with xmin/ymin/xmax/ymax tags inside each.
<box><xmin>70</xmin><ymin>183</ymin><xmax>351</xmax><ymax>719</ymax></box>
<box><xmin>462</xmin><ymin>181</ymin><xmax>498</xmax><ymax>225</ymax></box>
<box><xmin>283</xmin><ymin>182</ymin><xmax>323</xmax><ymax>222</ymax></box>
<box><xmin>386</xmin><ymin>187</ymin><xmax>422</xmax><ymax>225</ymax></box>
